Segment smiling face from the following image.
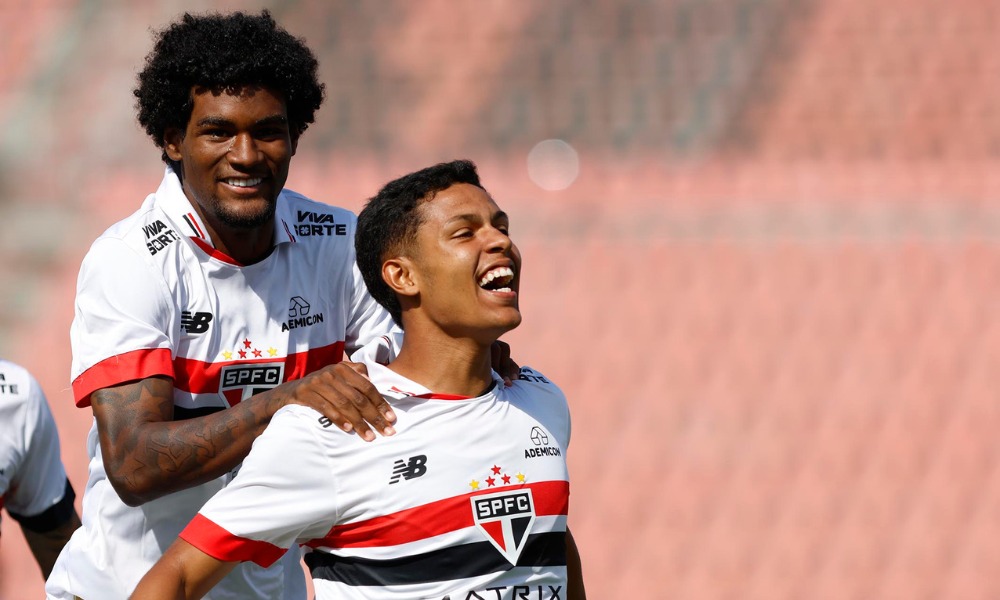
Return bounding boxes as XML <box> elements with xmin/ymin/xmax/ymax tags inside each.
<box><xmin>164</xmin><ymin>85</ymin><xmax>296</xmax><ymax>236</ymax></box>
<box><xmin>398</xmin><ymin>183</ymin><xmax>522</xmax><ymax>342</ymax></box>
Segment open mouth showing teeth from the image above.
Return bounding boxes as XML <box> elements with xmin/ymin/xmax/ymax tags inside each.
<box><xmin>224</xmin><ymin>177</ymin><xmax>263</xmax><ymax>187</ymax></box>
<box><xmin>479</xmin><ymin>266</ymin><xmax>515</xmax><ymax>292</ymax></box>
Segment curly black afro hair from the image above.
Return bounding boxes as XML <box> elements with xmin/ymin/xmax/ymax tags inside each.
<box><xmin>134</xmin><ymin>10</ymin><xmax>325</xmax><ymax>164</ymax></box>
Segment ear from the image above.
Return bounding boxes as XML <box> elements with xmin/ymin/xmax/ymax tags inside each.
<box><xmin>382</xmin><ymin>257</ymin><xmax>419</xmax><ymax>298</ymax></box>
<box><xmin>163</xmin><ymin>127</ymin><xmax>184</xmax><ymax>162</ymax></box>
<box><xmin>290</xmin><ymin>133</ymin><xmax>299</xmax><ymax>157</ymax></box>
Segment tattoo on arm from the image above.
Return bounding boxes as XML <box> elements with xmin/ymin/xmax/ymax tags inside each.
<box><xmin>92</xmin><ymin>377</ymin><xmax>278</xmax><ymax>503</ymax></box>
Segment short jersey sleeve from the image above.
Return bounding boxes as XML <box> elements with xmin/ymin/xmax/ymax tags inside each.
<box><xmin>3</xmin><ymin>369</ymin><xmax>74</xmax><ymax>529</ymax></box>
<box><xmin>70</xmin><ymin>237</ymin><xmax>175</xmax><ymax>405</ymax></box>
<box><xmin>344</xmin><ymin>260</ymin><xmax>401</xmax><ymax>360</ymax></box>
<box><xmin>180</xmin><ymin>406</ymin><xmax>340</xmax><ymax>567</ymax></box>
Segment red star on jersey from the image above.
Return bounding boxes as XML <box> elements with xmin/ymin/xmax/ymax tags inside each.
<box><xmin>238</xmin><ymin>350</ymin><xmax>247</xmax><ymax>359</ymax></box>
<box><xmin>243</xmin><ymin>338</ymin><xmax>252</xmax><ymax>349</ymax></box>
<box><xmin>486</xmin><ymin>476</ymin><xmax>496</xmax><ymax>487</ymax></box>
<box><xmin>491</xmin><ymin>465</ymin><xmax>502</xmax><ymax>475</ymax></box>
<box><xmin>252</xmin><ymin>348</ymin><xmax>262</xmax><ymax>358</ymax></box>
<box><xmin>502</xmin><ymin>474</ymin><xmax>511</xmax><ymax>484</ymax></box>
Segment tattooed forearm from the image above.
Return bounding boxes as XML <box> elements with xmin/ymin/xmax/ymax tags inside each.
<box><xmin>92</xmin><ymin>376</ymin><xmax>279</xmax><ymax>505</ymax></box>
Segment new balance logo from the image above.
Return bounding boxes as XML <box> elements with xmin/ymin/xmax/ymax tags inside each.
<box><xmin>181</xmin><ymin>311</ymin><xmax>213</xmax><ymax>334</ymax></box>
<box><xmin>389</xmin><ymin>455</ymin><xmax>428</xmax><ymax>484</ymax></box>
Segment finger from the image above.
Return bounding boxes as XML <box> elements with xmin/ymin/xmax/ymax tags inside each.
<box><xmin>328</xmin><ymin>365</ymin><xmax>396</xmax><ymax>437</ymax></box>
<box><xmin>334</xmin><ymin>363</ymin><xmax>394</xmax><ymax>423</ymax></box>
<box><xmin>294</xmin><ymin>370</ymin><xmax>387</xmax><ymax>442</ymax></box>
<box><xmin>492</xmin><ymin>341</ymin><xmax>520</xmax><ymax>387</ymax></box>
<box><xmin>503</xmin><ymin>358</ymin><xmax>521</xmax><ymax>387</ymax></box>
<box><xmin>323</xmin><ymin>380</ymin><xmax>377</xmax><ymax>441</ymax></box>
<box><xmin>339</xmin><ymin>360</ymin><xmax>369</xmax><ymax>377</ymax></box>
<box><xmin>490</xmin><ymin>341</ymin><xmax>508</xmax><ymax>372</ymax></box>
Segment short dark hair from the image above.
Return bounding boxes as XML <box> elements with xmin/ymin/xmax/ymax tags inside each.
<box><xmin>134</xmin><ymin>10</ymin><xmax>325</xmax><ymax>164</ymax></box>
<box><xmin>356</xmin><ymin>160</ymin><xmax>485</xmax><ymax>327</ymax></box>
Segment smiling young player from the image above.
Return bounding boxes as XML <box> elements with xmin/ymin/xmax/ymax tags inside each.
<box><xmin>45</xmin><ymin>12</ymin><xmax>402</xmax><ymax>600</ymax></box>
<box><xmin>131</xmin><ymin>160</ymin><xmax>586</xmax><ymax>600</ymax></box>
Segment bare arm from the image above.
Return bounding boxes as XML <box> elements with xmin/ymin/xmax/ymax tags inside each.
<box><xmin>20</xmin><ymin>510</ymin><xmax>81</xmax><ymax>579</ymax></box>
<box><xmin>93</xmin><ymin>362</ymin><xmax>395</xmax><ymax>506</ymax></box>
<box><xmin>566</xmin><ymin>527</ymin><xmax>587</xmax><ymax>600</ymax></box>
<box><xmin>130</xmin><ymin>538</ymin><xmax>237</xmax><ymax>600</ymax></box>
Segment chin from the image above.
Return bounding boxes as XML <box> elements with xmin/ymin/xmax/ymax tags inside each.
<box><xmin>493</xmin><ymin>312</ymin><xmax>522</xmax><ymax>334</ymax></box>
<box><xmin>218</xmin><ymin>206</ymin><xmax>276</xmax><ymax>229</ymax></box>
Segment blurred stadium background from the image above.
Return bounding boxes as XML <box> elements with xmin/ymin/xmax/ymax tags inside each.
<box><xmin>3</xmin><ymin>0</ymin><xmax>1000</xmax><ymax>597</ymax></box>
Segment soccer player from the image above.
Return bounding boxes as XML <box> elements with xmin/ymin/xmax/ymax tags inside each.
<box><xmin>130</xmin><ymin>160</ymin><xmax>587</xmax><ymax>599</ymax></box>
<box><xmin>0</xmin><ymin>358</ymin><xmax>80</xmax><ymax>578</ymax></box>
<box><xmin>46</xmin><ymin>11</ymin><xmax>410</xmax><ymax>600</ymax></box>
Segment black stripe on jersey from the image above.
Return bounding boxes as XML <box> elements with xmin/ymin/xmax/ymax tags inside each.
<box><xmin>183</xmin><ymin>214</ymin><xmax>201</xmax><ymax>238</ymax></box>
<box><xmin>306</xmin><ymin>531</ymin><xmax>566</xmax><ymax>586</ymax></box>
<box><xmin>173</xmin><ymin>406</ymin><xmax>226</xmax><ymax>421</ymax></box>
<box><xmin>8</xmin><ymin>478</ymin><xmax>76</xmax><ymax>533</ymax></box>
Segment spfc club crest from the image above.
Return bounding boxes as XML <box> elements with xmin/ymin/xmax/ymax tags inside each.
<box><xmin>471</xmin><ymin>488</ymin><xmax>536</xmax><ymax>565</ymax></box>
<box><xmin>218</xmin><ymin>363</ymin><xmax>285</xmax><ymax>407</ymax></box>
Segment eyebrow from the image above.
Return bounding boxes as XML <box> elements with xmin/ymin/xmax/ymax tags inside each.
<box><xmin>194</xmin><ymin>115</ymin><xmax>289</xmax><ymax>128</ymax></box>
<box><xmin>445</xmin><ymin>210</ymin><xmax>509</xmax><ymax>225</ymax></box>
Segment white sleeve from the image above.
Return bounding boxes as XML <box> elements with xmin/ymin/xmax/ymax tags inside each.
<box><xmin>344</xmin><ymin>261</ymin><xmax>402</xmax><ymax>362</ymax></box>
<box><xmin>186</xmin><ymin>407</ymin><xmax>341</xmax><ymax>564</ymax></box>
<box><xmin>70</xmin><ymin>237</ymin><xmax>175</xmax><ymax>401</ymax></box>
<box><xmin>6</xmin><ymin>374</ymin><xmax>71</xmax><ymax>521</ymax></box>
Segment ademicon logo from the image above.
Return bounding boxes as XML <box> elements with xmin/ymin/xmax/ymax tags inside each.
<box><xmin>283</xmin><ymin>296</ymin><xmax>324</xmax><ymax>332</ymax></box>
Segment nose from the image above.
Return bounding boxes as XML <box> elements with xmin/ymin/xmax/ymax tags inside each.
<box><xmin>227</xmin><ymin>133</ymin><xmax>262</xmax><ymax>166</ymax></box>
<box><xmin>485</xmin><ymin>225</ymin><xmax>513</xmax><ymax>254</ymax></box>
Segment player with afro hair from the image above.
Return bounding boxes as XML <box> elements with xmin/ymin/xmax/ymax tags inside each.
<box><xmin>134</xmin><ymin>9</ymin><xmax>325</xmax><ymax>165</ymax></box>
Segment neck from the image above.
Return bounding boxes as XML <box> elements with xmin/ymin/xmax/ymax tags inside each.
<box><xmin>202</xmin><ymin>219</ymin><xmax>275</xmax><ymax>265</ymax></box>
<box><xmin>388</xmin><ymin>325</ymin><xmax>496</xmax><ymax>397</ymax></box>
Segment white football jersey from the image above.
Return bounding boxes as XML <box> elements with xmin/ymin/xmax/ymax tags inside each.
<box><xmin>46</xmin><ymin>167</ymin><xmax>398</xmax><ymax>600</ymax></box>
<box><xmin>0</xmin><ymin>359</ymin><xmax>74</xmax><ymax>536</ymax></box>
<box><xmin>184</xmin><ymin>362</ymin><xmax>572</xmax><ymax>599</ymax></box>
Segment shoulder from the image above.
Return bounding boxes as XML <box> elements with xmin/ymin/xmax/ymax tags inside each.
<box><xmin>0</xmin><ymin>359</ymin><xmax>45</xmax><ymax>421</ymax></box>
<box><xmin>505</xmin><ymin>366</ymin><xmax>569</xmax><ymax>414</ymax></box>
<box><xmin>513</xmin><ymin>366</ymin><xmax>564</xmax><ymax>397</ymax></box>
<box><xmin>279</xmin><ymin>190</ymin><xmax>358</xmax><ymax>239</ymax></box>
<box><xmin>269</xmin><ymin>404</ymin><xmax>348</xmax><ymax>438</ymax></box>
<box><xmin>0</xmin><ymin>359</ymin><xmax>40</xmax><ymax>396</ymax></box>
<box><xmin>508</xmin><ymin>366</ymin><xmax>570</xmax><ymax>416</ymax></box>
<box><xmin>82</xmin><ymin>199</ymin><xmax>174</xmax><ymax>267</ymax></box>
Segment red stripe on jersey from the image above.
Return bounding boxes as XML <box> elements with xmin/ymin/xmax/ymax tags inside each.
<box><xmin>306</xmin><ymin>480</ymin><xmax>569</xmax><ymax>550</ymax></box>
<box><xmin>186</xmin><ymin>213</ymin><xmax>206</xmax><ymax>238</ymax></box>
<box><xmin>174</xmin><ymin>341</ymin><xmax>345</xmax><ymax>395</ymax></box>
<box><xmin>180</xmin><ymin>513</ymin><xmax>286</xmax><ymax>568</ymax></box>
<box><xmin>190</xmin><ymin>237</ymin><xmax>243</xmax><ymax>266</ymax></box>
<box><xmin>412</xmin><ymin>392</ymin><xmax>472</xmax><ymax>401</ymax></box>
<box><xmin>73</xmin><ymin>348</ymin><xmax>173</xmax><ymax>407</ymax></box>
<box><xmin>281</xmin><ymin>219</ymin><xmax>296</xmax><ymax>243</ymax></box>
<box><xmin>72</xmin><ymin>343</ymin><xmax>345</xmax><ymax>406</ymax></box>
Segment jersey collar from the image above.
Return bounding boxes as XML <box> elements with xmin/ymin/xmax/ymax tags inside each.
<box><xmin>156</xmin><ymin>166</ymin><xmax>298</xmax><ymax>256</ymax></box>
<box><xmin>366</xmin><ymin>361</ymin><xmax>503</xmax><ymax>401</ymax></box>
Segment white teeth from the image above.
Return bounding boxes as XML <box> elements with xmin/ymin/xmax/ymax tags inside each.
<box><xmin>479</xmin><ymin>266</ymin><xmax>514</xmax><ymax>289</ymax></box>
<box><xmin>225</xmin><ymin>178</ymin><xmax>262</xmax><ymax>187</ymax></box>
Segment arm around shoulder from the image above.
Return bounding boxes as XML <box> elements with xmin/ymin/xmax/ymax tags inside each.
<box><xmin>91</xmin><ymin>376</ymin><xmax>283</xmax><ymax>505</ymax></box>
<box><xmin>93</xmin><ymin>363</ymin><xmax>397</xmax><ymax>506</ymax></box>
